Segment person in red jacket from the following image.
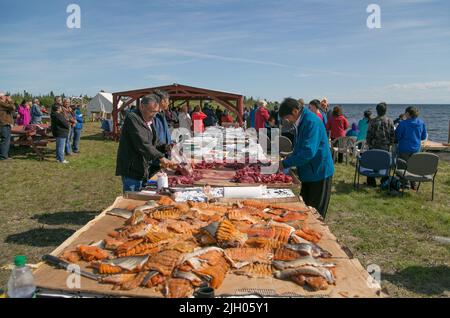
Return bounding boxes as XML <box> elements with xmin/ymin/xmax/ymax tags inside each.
<box><xmin>326</xmin><ymin>105</ymin><xmax>349</xmax><ymax>163</ymax></box>
<box><xmin>221</xmin><ymin>110</ymin><xmax>234</xmax><ymax>124</ymax></box>
<box><xmin>326</xmin><ymin>105</ymin><xmax>349</xmax><ymax>141</ymax></box>
<box><xmin>254</xmin><ymin>99</ymin><xmax>270</xmax><ymax>131</ymax></box>
<box><xmin>191</xmin><ymin>106</ymin><xmax>207</xmax><ymax>133</ymax></box>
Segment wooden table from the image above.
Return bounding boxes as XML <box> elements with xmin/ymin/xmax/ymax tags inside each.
<box><xmin>10</xmin><ymin>125</ymin><xmax>55</xmax><ymax>160</ymax></box>
<box><xmin>32</xmin><ymin>196</ymin><xmax>383</xmax><ymax>298</ymax></box>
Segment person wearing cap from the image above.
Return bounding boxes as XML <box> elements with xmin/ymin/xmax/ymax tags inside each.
<box><xmin>0</xmin><ymin>93</ymin><xmax>15</xmax><ymax>160</ymax></box>
<box><xmin>116</xmin><ymin>94</ymin><xmax>177</xmax><ymax>192</ymax></box>
<box><xmin>278</xmin><ymin>98</ymin><xmax>334</xmax><ymax>218</ymax></box>
<box><xmin>254</xmin><ymin>99</ymin><xmax>270</xmax><ymax>131</ymax></box>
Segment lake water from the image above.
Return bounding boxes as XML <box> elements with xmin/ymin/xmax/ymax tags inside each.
<box><xmin>330</xmin><ymin>104</ymin><xmax>450</xmax><ymax>143</ymax></box>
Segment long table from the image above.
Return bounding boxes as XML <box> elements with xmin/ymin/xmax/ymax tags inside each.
<box><xmin>32</xmin><ymin>195</ymin><xmax>383</xmax><ymax>298</ymax></box>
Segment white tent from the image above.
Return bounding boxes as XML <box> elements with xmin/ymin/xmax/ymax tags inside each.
<box><xmin>86</xmin><ymin>92</ymin><xmax>123</xmax><ymax>120</ymax></box>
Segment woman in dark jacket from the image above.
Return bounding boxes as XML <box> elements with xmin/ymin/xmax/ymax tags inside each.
<box><xmin>51</xmin><ymin>105</ymin><xmax>70</xmax><ymax>163</ymax></box>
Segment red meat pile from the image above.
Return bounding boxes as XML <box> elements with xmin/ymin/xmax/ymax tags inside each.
<box><xmin>231</xmin><ymin>166</ymin><xmax>293</xmax><ymax>184</ymax></box>
<box><xmin>193</xmin><ymin>161</ymin><xmax>223</xmax><ymax>170</ymax></box>
<box><xmin>169</xmin><ymin>170</ymin><xmax>202</xmax><ymax>187</ymax></box>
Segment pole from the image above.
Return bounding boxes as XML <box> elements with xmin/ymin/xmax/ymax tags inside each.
<box><xmin>448</xmin><ymin>120</ymin><xmax>450</xmax><ymax>144</ymax></box>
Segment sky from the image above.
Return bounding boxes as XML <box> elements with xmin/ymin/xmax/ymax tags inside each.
<box><xmin>1</xmin><ymin>0</ymin><xmax>450</xmax><ymax>103</ymax></box>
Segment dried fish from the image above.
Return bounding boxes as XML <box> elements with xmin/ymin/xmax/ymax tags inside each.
<box><xmin>272</xmin><ymin>256</ymin><xmax>335</xmax><ymax>270</ymax></box>
<box><xmin>284</xmin><ymin>243</ymin><xmax>332</xmax><ymax>258</ymax></box>
<box><xmin>144</xmin><ymin>249</ymin><xmax>182</xmax><ymax>276</ymax></box>
<box><xmin>100</xmin><ymin>273</ymin><xmax>136</xmax><ymax>285</ymax></box>
<box><xmin>233</xmin><ymin>263</ymin><xmax>274</xmax><ymax>278</ymax></box>
<box><xmin>165</xmin><ymin>278</ymin><xmax>193</xmax><ymax>298</ymax></box>
<box><xmin>76</xmin><ymin>245</ymin><xmax>109</xmax><ymax>262</ymax></box>
<box><xmin>60</xmin><ymin>250</ymin><xmax>80</xmax><ymax>263</ymax></box>
<box><xmin>107</xmin><ymin>208</ymin><xmax>133</xmax><ymax>219</ymax></box>
<box><xmin>104</xmin><ymin>255</ymin><xmax>149</xmax><ymax>271</ymax></box>
<box><xmin>133</xmin><ymin>201</ymin><xmax>158</xmax><ymax>214</ymax></box>
<box><xmin>172</xmin><ymin>269</ymin><xmax>204</xmax><ymax>286</ymax></box>
<box><xmin>274</xmin><ymin>266</ymin><xmax>335</xmax><ymax>284</ymax></box>
<box><xmin>90</xmin><ymin>262</ymin><xmax>123</xmax><ymax>274</ymax></box>
<box><xmin>216</xmin><ymin>219</ymin><xmax>248</xmax><ymax>248</ymax></box>
<box><xmin>225</xmin><ymin>247</ymin><xmax>273</xmax><ymax>263</ymax></box>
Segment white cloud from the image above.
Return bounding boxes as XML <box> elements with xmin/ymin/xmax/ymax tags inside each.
<box><xmin>144</xmin><ymin>74</ymin><xmax>178</xmax><ymax>82</ymax></box>
<box><xmin>138</xmin><ymin>47</ymin><xmax>289</xmax><ymax>68</ymax></box>
<box><xmin>386</xmin><ymin>81</ymin><xmax>450</xmax><ymax>90</ymax></box>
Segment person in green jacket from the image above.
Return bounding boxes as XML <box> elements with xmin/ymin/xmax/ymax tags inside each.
<box><xmin>357</xmin><ymin>110</ymin><xmax>372</xmax><ymax>141</ymax></box>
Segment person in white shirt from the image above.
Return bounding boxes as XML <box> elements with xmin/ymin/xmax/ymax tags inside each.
<box><xmin>178</xmin><ymin>104</ymin><xmax>192</xmax><ymax>132</ymax></box>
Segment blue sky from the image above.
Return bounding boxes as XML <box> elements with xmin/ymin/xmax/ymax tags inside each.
<box><xmin>1</xmin><ymin>0</ymin><xmax>450</xmax><ymax>103</ymax></box>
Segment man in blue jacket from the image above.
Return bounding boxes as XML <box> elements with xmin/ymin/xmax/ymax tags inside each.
<box><xmin>395</xmin><ymin>106</ymin><xmax>428</xmax><ymax>189</ymax></box>
<box><xmin>153</xmin><ymin>90</ymin><xmax>172</xmax><ymax>157</ymax></box>
<box><xmin>249</xmin><ymin>104</ymin><xmax>258</xmax><ymax>128</ymax></box>
<box><xmin>278</xmin><ymin>98</ymin><xmax>335</xmax><ymax>218</ymax></box>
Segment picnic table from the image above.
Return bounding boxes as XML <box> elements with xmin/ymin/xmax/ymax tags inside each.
<box><xmin>10</xmin><ymin>124</ymin><xmax>55</xmax><ymax>160</ymax></box>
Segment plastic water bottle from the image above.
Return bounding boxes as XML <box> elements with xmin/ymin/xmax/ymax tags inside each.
<box><xmin>7</xmin><ymin>256</ymin><xmax>36</xmax><ymax>298</ymax></box>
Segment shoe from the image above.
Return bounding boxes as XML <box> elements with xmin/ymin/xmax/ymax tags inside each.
<box><xmin>58</xmin><ymin>160</ymin><xmax>69</xmax><ymax>164</ymax></box>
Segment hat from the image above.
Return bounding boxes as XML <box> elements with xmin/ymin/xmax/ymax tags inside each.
<box><xmin>258</xmin><ymin>99</ymin><xmax>267</xmax><ymax>107</ymax></box>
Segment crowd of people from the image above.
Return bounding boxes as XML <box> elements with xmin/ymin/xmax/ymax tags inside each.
<box><xmin>50</xmin><ymin>97</ymin><xmax>84</xmax><ymax>164</ymax></box>
<box><xmin>0</xmin><ymin>93</ymin><xmax>84</xmax><ymax>163</ymax></box>
<box><xmin>3</xmin><ymin>89</ymin><xmax>429</xmax><ymax>218</ymax></box>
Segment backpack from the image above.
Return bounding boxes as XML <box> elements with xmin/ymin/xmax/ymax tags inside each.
<box><xmin>381</xmin><ymin>176</ymin><xmax>401</xmax><ymax>192</ymax></box>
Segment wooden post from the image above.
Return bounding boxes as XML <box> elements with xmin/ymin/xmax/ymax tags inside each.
<box><xmin>112</xmin><ymin>94</ymin><xmax>119</xmax><ymax>140</ymax></box>
<box><xmin>448</xmin><ymin>120</ymin><xmax>450</xmax><ymax>144</ymax></box>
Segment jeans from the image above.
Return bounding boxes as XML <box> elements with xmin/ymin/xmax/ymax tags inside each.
<box><xmin>122</xmin><ymin>176</ymin><xmax>143</xmax><ymax>193</ymax></box>
<box><xmin>56</xmin><ymin>137</ymin><xmax>66</xmax><ymax>162</ymax></box>
<box><xmin>0</xmin><ymin>125</ymin><xmax>11</xmax><ymax>160</ymax></box>
<box><xmin>66</xmin><ymin>127</ymin><xmax>72</xmax><ymax>155</ymax></box>
<box><xmin>72</xmin><ymin>128</ymin><xmax>81</xmax><ymax>152</ymax></box>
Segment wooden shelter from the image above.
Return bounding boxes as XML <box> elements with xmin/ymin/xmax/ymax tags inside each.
<box><xmin>112</xmin><ymin>83</ymin><xmax>244</xmax><ymax>139</ymax></box>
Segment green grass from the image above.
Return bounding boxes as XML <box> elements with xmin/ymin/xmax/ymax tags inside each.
<box><xmin>0</xmin><ymin>122</ymin><xmax>449</xmax><ymax>297</ymax></box>
<box><xmin>327</xmin><ymin>161</ymin><xmax>450</xmax><ymax>297</ymax></box>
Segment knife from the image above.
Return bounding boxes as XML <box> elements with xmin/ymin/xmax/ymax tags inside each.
<box><xmin>42</xmin><ymin>254</ymin><xmax>101</xmax><ymax>281</ymax></box>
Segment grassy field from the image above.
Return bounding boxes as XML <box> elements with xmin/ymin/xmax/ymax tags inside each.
<box><xmin>0</xmin><ymin>122</ymin><xmax>449</xmax><ymax>297</ymax></box>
